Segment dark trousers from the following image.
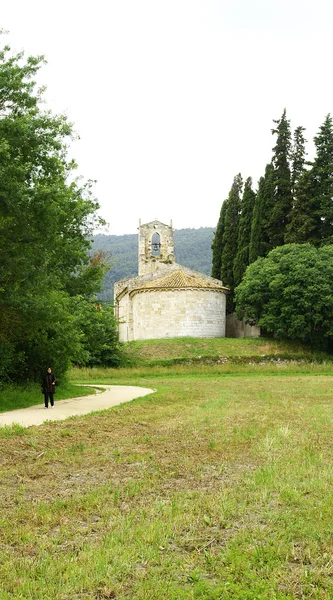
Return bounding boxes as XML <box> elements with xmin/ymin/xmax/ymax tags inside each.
<box><xmin>44</xmin><ymin>393</ymin><xmax>54</xmax><ymax>407</ymax></box>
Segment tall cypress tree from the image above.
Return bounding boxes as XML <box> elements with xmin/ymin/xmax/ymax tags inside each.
<box><xmin>284</xmin><ymin>169</ymin><xmax>319</xmax><ymax>244</ymax></box>
<box><xmin>285</xmin><ymin>125</ymin><xmax>308</xmax><ymax>244</ymax></box>
<box><xmin>291</xmin><ymin>125</ymin><xmax>307</xmax><ymax>196</ymax></box>
<box><xmin>268</xmin><ymin>109</ymin><xmax>293</xmax><ymax>247</ymax></box>
<box><xmin>313</xmin><ymin>114</ymin><xmax>333</xmax><ymax>244</ymax></box>
<box><xmin>286</xmin><ymin>114</ymin><xmax>333</xmax><ymax>246</ymax></box>
<box><xmin>233</xmin><ymin>177</ymin><xmax>256</xmax><ymax>287</ymax></box>
<box><xmin>221</xmin><ymin>173</ymin><xmax>243</xmax><ymax>311</ymax></box>
<box><xmin>249</xmin><ymin>163</ymin><xmax>274</xmax><ymax>263</ymax></box>
<box><xmin>211</xmin><ymin>199</ymin><xmax>228</xmax><ymax>279</ymax></box>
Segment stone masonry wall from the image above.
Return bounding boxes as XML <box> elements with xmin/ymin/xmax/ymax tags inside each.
<box><xmin>132</xmin><ymin>289</ymin><xmax>226</xmax><ymax>340</ymax></box>
<box><xmin>226</xmin><ymin>313</ymin><xmax>261</xmax><ymax>338</ymax></box>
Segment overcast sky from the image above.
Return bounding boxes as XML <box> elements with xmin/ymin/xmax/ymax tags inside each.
<box><xmin>2</xmin><ymin>0</ymin><xmax>333</xmax><ymax>234</ymax></box>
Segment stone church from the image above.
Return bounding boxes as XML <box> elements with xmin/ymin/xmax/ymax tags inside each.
<box><xmin>114</xmin><ymin>219</ymin><xmax>228</xmax><ymax>342</ymax></box>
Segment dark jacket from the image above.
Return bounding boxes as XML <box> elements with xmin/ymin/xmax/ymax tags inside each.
<box><xmin>42</xmin><ymin>372</ymin><xmax>56</xmax><ymax>395</ymax></box>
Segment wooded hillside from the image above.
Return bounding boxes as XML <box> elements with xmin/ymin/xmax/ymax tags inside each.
<box><xmin>92</xmin><ymin>227</ymin><xmax>215</xmax><ymax>300</ymax></box>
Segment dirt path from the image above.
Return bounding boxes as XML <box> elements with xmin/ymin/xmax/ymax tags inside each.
<box><xmin>0</xmin><ymin>385</ymin><xmax>156</xmax><ymax>428</ymax></box>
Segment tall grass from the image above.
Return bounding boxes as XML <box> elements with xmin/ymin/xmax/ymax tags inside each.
<box><xmin>120</xmin><ymin>336</ymin><xmax>328</xmax><ymax>364</ymax></box>
<box><xmin>70</xmin><ymin>359</ymin><xmax>333</xmax><ymax>385</ymax></box>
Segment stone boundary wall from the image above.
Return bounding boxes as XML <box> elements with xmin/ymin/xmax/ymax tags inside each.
<box><xmin>226</xmin><ymin>313</ymin><xmax>261</xmax><ymax>338</ymax></box>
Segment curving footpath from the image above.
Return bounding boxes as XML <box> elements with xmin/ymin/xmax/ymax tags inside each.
<box><xmin>0</xmin><ymin>385</ymin><xmax>155</xmax><ymax>428</ymax></box>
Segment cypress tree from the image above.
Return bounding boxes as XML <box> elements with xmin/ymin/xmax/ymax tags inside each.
<box><xmin>249</xmin><ymin>163</ymin><xmax>274</xmax><ymax>263</ymax></box>
<box><xmin>233</xmin><ymin>177</ymin><xmax>256</xmax><ymax>287</ymax></box>
<box><xmin>291</xmin><ymin>125</ymin><xmax>307</xmax><ymax>196</ymax></box>
<box><xmin>286</xmin><ymin>114</ymin><xmax>333</xmax><ymax>246</ymax></box>
<box><xmin>221</xmin><ymin>173</ymin><xmax>243</xmax><ymax>311</ymax></box>
<box><xmin>313</xmin><ymin>114</ymin><xmax>333</xmax><ymax>244</ymax></box>
<box><xmin>268</xmin><ymin>109</ymin><xmax>293</xmax><ymax>247</ymax></box>
<box><xmin>284</xmin><ymin>168</ymin><xmax>319</xmax><ymax>244</ymax></box>
<box><xmin>285</xmin><ymin>125</ymin><xmax>308</xmax><ymax>244</ymax></box>
<box><xmin>211</xmin><ymin>200</ymin><xmax>228</xmax><ymax>279</ymax></box>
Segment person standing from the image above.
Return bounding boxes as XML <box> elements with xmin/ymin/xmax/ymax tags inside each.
<box><xmin>42</xmin><ymin>367</ymin><xmax>56</xmax><ymax>408</ymax></box>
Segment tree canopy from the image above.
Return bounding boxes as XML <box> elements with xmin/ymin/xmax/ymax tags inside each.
<box><xmin>0</xmin><ymin>36</ymin><xmax>119</xmax><ymax>382</ymax></box>
<box><xmin>220</xmin><ymin>174</ymin><xmax>242</xmax><ymax>311</ymax></box>
<box><xmin>212</xmin><ymin>109</ymin><xmax>333</xmax><ymax>314</ymax></box>
<box><xmin>235</xmin><ymin>244</ymin><xmax>333</xmax><ymax>347</ymax></box>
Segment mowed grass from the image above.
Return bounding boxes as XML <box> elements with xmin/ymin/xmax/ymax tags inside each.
<box><xmin>2</xmin><ymin>337</ymin><xmax>330</xmax><ymax>415</ymax></box>
<box><xmin>1</xmin><ymin>362</ymin><xmax>333</xmax><ymax>598</ymax></box>
<box><xmin>0</xmin><ymin>382</ymin><xmax>96</xmax><ymax>414</ymax></box>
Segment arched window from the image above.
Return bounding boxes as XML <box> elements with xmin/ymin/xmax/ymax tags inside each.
<box><xmin>151</xmin><ymin>232</ymin><xmax>161</xmax><ymax>256</ymax></box>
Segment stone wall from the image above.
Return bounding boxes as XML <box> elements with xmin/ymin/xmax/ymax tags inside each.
<box><xmin>131</xmin><ymin>289</ymin><xmax>226</xmax><ymax>340</ymax></box>
<box><xmin>115</xmin><ymin>291</ymin><xmax>132</xmax><ymax>342</ymax></box>
<box><xmin>226</xmin><ymin>313</ymin><xmax>260</xmax><ymax>338</ymax></box>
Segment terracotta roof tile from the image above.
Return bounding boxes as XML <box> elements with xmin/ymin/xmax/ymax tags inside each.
<box><xmin>136</xmin><ymin>270</ymin><xmax>222</xmax><ymax>290</ymax></box>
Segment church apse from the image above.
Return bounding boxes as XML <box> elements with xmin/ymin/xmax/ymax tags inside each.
<box><xmin>114</xmin><ymin>218</ymin><xmax>228</xmax><ymax>341</ymax></box>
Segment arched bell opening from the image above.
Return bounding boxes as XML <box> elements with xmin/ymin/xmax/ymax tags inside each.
<box><xmin>151</xmin><ymin>232</ymin><xmax>161</xmax><ymax>256</ymax></box>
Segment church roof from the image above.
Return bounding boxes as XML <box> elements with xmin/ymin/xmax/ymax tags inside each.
<box><xmin>133</xmin><ymin>269</ymin><xmax>224</xmax><ymax>292</ymax></box>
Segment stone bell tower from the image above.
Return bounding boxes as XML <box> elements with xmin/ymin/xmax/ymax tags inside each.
<box><xmin>138</xmin><ymin>219</ymin><xmax>175</xmax><ymax>276</ymax></box>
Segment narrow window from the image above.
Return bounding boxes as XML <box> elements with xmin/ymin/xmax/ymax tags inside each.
<box><xmin>151</xmin><ymin>232</ymin><xmax>161</xmax><ymax>256</ymax></box>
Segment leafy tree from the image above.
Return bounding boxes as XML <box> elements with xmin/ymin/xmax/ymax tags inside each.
<box><xmin>267</xmin><ymin>109</ymin><xmax>293</xmax><ymax>247</ymax></box>
<box><xmin>71</xmin><ymin>299</ymin><xmax>122</xmax><ymax>367</ymax></box>
<box><xmin>235</xmin><ymin>244</ymin><xmax>333</xmax><ymax>347</ymax></box>
<box><xmin>221</xmin><ymin>174</ymin><xmax>243</xmax><ymax>311</ymax></box>
<box><xmin>0</xmin><ymin>36</ymin><xmax>116</xmax><ymax>381</ymax></box>
<box><xmin>249</xmin><ymin>163</ymin><xmax>274</xmax><ymax>263</ymax></box>
<box><xmin>233</xmin><ymin>177</ymin><xmax>256</xmax><ymax>287</ymax></box>
<box><xmin>211</xmin><ymin>201</ymin><xmax>227</xmax><ymax>279</ymax></box>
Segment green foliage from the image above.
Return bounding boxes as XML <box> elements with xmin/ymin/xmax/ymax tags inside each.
<box><xmin>290</xmin><ymin>125</ymin><xmax>307</xmax><ymax>195</ymax></box>
<box><xmin>250</xmin><ymin>164</ymin><xmax>275</xmax><ymax>264</ymax></box>
<box><xmin>233</xmin><ymin>177</ymin><xmax>256</xmax><ymax>287</ymax></box>
<box><xmin>0</xmin><ymin>35</ymin><xmax>118</xmax><ymax>382</ymax></box>
<box><xmin>211</xmin><ymin>202</ymin><xmax>227</xmax><ymax>279</ymax></box>
<box><xmin>174</xmin><ymin>228</ymin><xmax>214</xmax><ymax>274</ymax></box>
<box><xmin>214</xmin><ymin>110</ymin><xmax>333</xmax><ymax>316</ymax></box>
<box><xmin>235</xmin><ymin>244</ymin><xmax>333</xmax><ymax>347</ymax></box>
<box><xmin>287</xmin><ymin>115</ymin><xmax>333</xmax><ymax>245</ymax></box>
<box><xmin>71</xmin><ymin>299</ymin><xmax>122</xmax><ymax>367</ymax></box>
<box><xmin>221</xmin><ymin>174</ymin><xmax>243</xmax><ymax>311</ymax></box>
<box><xmin>268</xmin><ymin>109</ymin><xmax>293</xmax><ymax>247</ymax></box>
<box><xmin>313</xmin><ymin>114</ymin><xmax>333</xmax><ymax>243</ymax></box>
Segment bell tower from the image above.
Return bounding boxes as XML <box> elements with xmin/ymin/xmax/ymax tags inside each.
<box><xmin>138</xmin><ymin>219</ymin><xmax>175</xmax><ymax>276</ymax></box>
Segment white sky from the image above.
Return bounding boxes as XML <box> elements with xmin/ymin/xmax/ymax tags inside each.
<box><xmin>2</xmin><ymin>0</ymin><xmax>333</xmax><ymax>234</ymax></box>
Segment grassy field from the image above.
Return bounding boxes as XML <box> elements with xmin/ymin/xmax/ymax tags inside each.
<box><xmin>1</xmin><ymin>338</ymin><xmax>333</xmax><ymax>599</ymax></box>
<box><xmin>119</xmin><ymin>337</ymin><xmax>329</xmax><ymax>366</ymax></box>
<box><xmin>0</xmin><ymin>382</ymin><xmax>96</xmax><ymax>413</ymax></box>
